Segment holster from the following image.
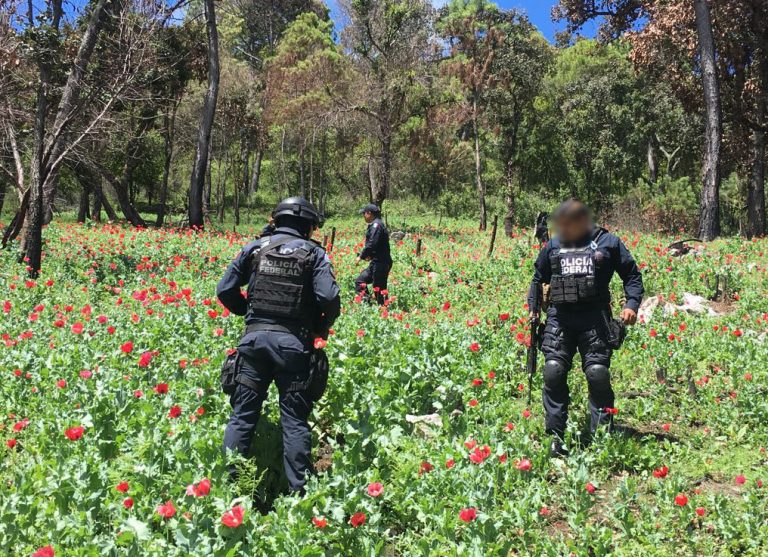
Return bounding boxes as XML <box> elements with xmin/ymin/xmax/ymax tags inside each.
<box><xmin>603</xmin><ymin>316</ymin><xmax>627</xmax><ymax>350</ymax></box>
<box><xmin>306</xmin><ymin>349</ymin><xmax>329</xmax><ymax>402</ymax></box>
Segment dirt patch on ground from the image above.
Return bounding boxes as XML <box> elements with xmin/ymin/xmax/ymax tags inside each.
<box><xmin>709</xmin><ymin>300</ymin><xmax>736</xmax><ymax>314</ymax></box>
<box><xmin>693</xmin><ymin>474</ymin><xmax>743</xmax><ymax>499</ymax></box>
<box><xmin>314</xmin><ymin>439</ymin><xmax>334</xmax><ymax>472</ymax></box>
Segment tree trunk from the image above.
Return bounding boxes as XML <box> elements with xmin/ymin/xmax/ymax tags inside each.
<box><xmin>91</xmin><ymin>189</ymin><xmax>102</xmax><ymax>222</ymax></box>
<box><xmin>319</xmin><ymin>134</ymin><xmax>327</xmax><ymax>214</ymax></box>
<box><xmin>188</xmin><ymin>0</ymin><xmax>220</xmax><ymax>229</ymax></box>
<box><xmin>95</xmin><ymin>163</ymin><xmax>145</xmax><ymax>226</ymax></box>
<box><xmin>24</xmin><ymin>0</ymin><xmax>62</xmax><ymax>273</ymax></box>
<box><xmin>249</xmin><ymin>148</ymin><xmax>264</xmax><ymax>196</ymax></box>
<box><xmin>216</xmin><ymin>158</ymin><xmax>225</xmax><ymax>223</ymax></box>
<box><xmin>373</xmin><ymin>134</ymin><xmax>391</xmax><ymax>208</ymax></box>
<box><xmin>25</xmin><ymin>0</ymin><xmax>110</xmax><ymax>275</ymax></box>
<box><xmin>77</xmin><ymin>182</ymin><xmax>91</xmax><ymax>222</ymax></box>
<box><xmin>156</xmin><ymin>100</ymin><xmax>178</xmax><ymax>227</ymax></box>
<box><xmin>299</xmin><ymin>141</ymin><xmax>306</xmax><ymax>198</ymax></box>
<box><xmin>40</xmin><ymin>0</ymin><xmax>110</xmax><ymax>222</ymax></box>
<box><xmin>694</xmin><ymin>0</ymin><xmax>722</xmax><ymax>241</ymax></box>
<box><xmin>472</xmin><ymin>95</ymin><xmax>487</xmax><ymax>231</ymax></box>
<box><xmin>203</xmin><ymin>139</ymin><xmax>212</xmax><ymax>216</ymax></box>
<box><xmin>746</xmin><ymin>27</ymin><xmax>768</xmax><ymax>238</ymax></box>
<box><xmin>647</xmin><ymin>136</ymin><xmax>658</xmax><ymax>184</ymax></box>
<box><xmin>746</xmin><ymin>109</ymin><xmax>766</xmax><ymax>238</ymax></box>
<box><xmin>91</xmin><ymin>179</ymin><xmax>117</xmax><ymax>221</ymax></box>
<box><xmin>503</xmin><ymin>159</ymin><xmax>516</xmax><ymax>238</ymax></box>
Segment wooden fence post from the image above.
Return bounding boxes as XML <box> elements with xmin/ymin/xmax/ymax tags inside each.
<box><xmin>329</xmin><ymin>226</ymin><xmax>336</xmax><ymax>252</ymax></box>
<box><xmin>416</xmin><ymin>238</ymin><xmax>422</xmax><ymax>257</ymax></box>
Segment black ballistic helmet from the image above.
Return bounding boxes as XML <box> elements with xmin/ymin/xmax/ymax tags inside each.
<box><xmin>273</xmin><ymin>197</ymin><xmax>324</xmax><ymax>228</ymax></box>
<box><xmin>359</xmin><ymin>203</ymin><xmax>381</xmax><ymax>216</ymax></box>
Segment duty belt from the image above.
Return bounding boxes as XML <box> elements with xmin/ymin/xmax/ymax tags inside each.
<box><xmin>245</xmin><ymin>322</ymin><xmax>311</xmax><ymax>342</ymax></box>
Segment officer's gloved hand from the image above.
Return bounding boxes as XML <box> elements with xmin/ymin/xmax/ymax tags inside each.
<box><xmin>620</xmin><ymin>308</ymin><xmax>637</xmax><ymax>325</ymax></box>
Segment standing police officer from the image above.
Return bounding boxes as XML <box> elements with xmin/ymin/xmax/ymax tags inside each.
<box><xmin>216</xmin><ymin>197</ymin><xmax>341</xmax><ymax>493</ymax></box>
<box><xmin>528</xmin><ymin>200</ymin><xmax>643</xmax><ymax>457</ymax></box>
<box><xmin>355</xmin><ymin>204</ymin><xmax>392</xmax><ymax>305</ymax></box>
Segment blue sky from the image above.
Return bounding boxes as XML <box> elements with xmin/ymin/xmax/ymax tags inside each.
<box><xmin>325</xmin><ymin>0</ymin><xmax>599</xmax><ymax>43</ymax></box>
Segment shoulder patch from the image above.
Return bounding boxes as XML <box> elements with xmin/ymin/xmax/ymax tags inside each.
<box><xmin>373</xmin><ymin>222</ymin><xmax>380</xmax><ymax>228</ymax></box>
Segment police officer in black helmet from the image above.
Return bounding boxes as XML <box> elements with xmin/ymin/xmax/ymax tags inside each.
<box><xmin>528</xmin><ymin>199</ymin><xmax>644</xmax><ymax>457</ymax></box>
<box><xmin>216</xmin><ymin>197</ymin><xmax>341</xmax><ymax>492</ymax></box>
<box><xmin>355</xmin><ymin>203</ymin><xmax>392</xmax><ymax>305</ymax></box>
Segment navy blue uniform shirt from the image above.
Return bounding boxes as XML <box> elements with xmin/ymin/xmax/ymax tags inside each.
<box><xmin>359</xmin><ymin>218</ymin><xmax>391</xmax><ymax>263</ymax></box>
<box><xmin>216</xmin><ymin>227</ymin><xmax>341</xmax><ymax>330</ymax></box>
<box><xmin>528</xmin><ymin>227</ymin><xmax>644</xmax><ymax>330</ymax></box>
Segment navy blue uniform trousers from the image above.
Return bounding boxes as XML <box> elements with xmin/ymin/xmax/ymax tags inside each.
<box><xmin>223</xmin><ymin>332</ymin><xmax>314</xmax><ymax>493</ymax></box>
<box><xmin>539</xmin><ymin>316</ymin><xmax>614</xmax><ymax>437</ymax></box>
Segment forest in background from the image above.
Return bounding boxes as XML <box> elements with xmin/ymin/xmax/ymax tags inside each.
<box><xmin>1</xmin><ymin>0</ymin><xmax>767</xmax><ymax>275</ymax></box>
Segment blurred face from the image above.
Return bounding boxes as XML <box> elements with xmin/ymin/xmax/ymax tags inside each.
<box><xmin>363</xmin><ymin>211</ymin><xmax>375</xmax><ymax>224</ymax></box>
<box><xmin>554</xmin><ymin>214</ymin><xmax>592</xmax><ymax>243</ymax></box>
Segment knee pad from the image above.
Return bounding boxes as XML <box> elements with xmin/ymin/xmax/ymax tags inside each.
<box><xmin>585</xmin><ymin>364</ymin><xmax>611</xmax><ymax>390</ymax></box>
<box><xmin>543</xmin><ymin>360</ymin><xmax>568</xmax><ymax>387</ymax></box>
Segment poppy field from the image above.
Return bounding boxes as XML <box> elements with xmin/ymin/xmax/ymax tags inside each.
<box><xmin>1</xmin><ymin>219</ymin><xmax>767</xmax><ymax>556</ymax></box>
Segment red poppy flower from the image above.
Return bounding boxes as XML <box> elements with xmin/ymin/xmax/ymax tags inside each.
<box><xmin>366</xmin><ymin>482</ymin><xmax>384</xmax><ymax>497</ymax></box>
<box><xmin>662</xmin><ymin>423</ymin><xmax>671</xmax><ymax>432</ymax></box>
<box><xmin>313</xmin><ymin>338</ymin><xmax>327</xmax><ymax>350</ymax></box>
<box><xmin>156</xmin><ymin>500</ymin><xmax>176</xmax><ymax>518</ymax></box>
<box><xmin>116</xmin><ymin>481</ymin><xmax>129</xmax><ymax>493</ymax></box>
<box><xmin>32</xmin><ymin>546</ymin><xmax>54</xmax><ymax>557</ymax></box>
<box><xmin>154</xmin><ymin>383</ymin><xmax>169</xmax><ymax>394</ymax></box>
<box><xmin>123</xmin><ymin>497</ymin><xmax>134</xmax><ymax>509</ymax></box>
<box><xmin>472</xmin><ymin>378</ymin><xmax>483</xmax><ymax>387</ymax></box>
<box><xmin>138</xmin><ymin>351</ymin><xmax>154</xmax><ymax>367</ymax></box>
<box><xmin>64</xmin><ymin>426</ymin><xmax>84</xmax><ymax>441</ymax></box>
<box><xmin>674</xmin><ymin>493</ymin><xmax>688</xmax><ymax>506</ymax></box>
<box><xmin>522</xmin><ymin>409</ymin><xmax>531</xmax><ymax>419</ymax></box>
<box><xmin>6</xmin><ymin>438</ymin><xmax>17</xmax><ymax>449</ymax></box>
<box><xmin>539</xmin><ymin>506</ymin><xmax>551</xmax><ymax>516</ymax></box>
<box><xmin>468</xmin><ymin>399</ymin><xmax>478</xmax><ymax>407</ymax></box>
<box><xmin>445</xmin><ymin>458</ymin><xmax>455</xmax><ymax>469</ymax></box>
<box><xmin>71</xmin><ymin>322</ymin><xmax>84</xmax><ymax>334</ymax></box>
<box><xmin>585</xmin><ymin>482</ymin><xmax>596</xmax><ymax>494</ymax></box>
<box><xmin>419</xmin><ymin>461</ymin><xmax>434</xmax><ymax>475</ymax></box>
<box><xmin>56</xmin><ymin>379</ymin><xmax>66</xmax><ymax>389</ymax></box>
<box><xmin>458</xmin><ymin>507</ymin><xmax>477</xmax><ymax>522</ymax></box>
<box><xmin>469</xmin><ymin>342</ymin><xmax>480</xmax><ymax>352</ymax></box>
<box><xmin>652</xmin><ymin>466</ymin><xmax>669</xmax><ymax>479</ymax></box>
<box><xmin>168</xmin><ymin>405</ymin><xmax>182</xmax><ymax>419</ymax></box>
<box><xmin>312</xmin><ymin>516</ymin><xmax>327</xmax><ymax>528</ymax></box>
<box><xmin>120</xmin><ymin>341</ymin><xmax>134</xmax><ymax>354</ymax></box>
<box><xmin>735</xmin><ymin>475</ymin><xmax>746</xmax><ymax>485</ymax></box>
<box><xmin>349</xmin><ymin>512</ymin><xmax>366</xmax><ymax>528</ymax></box>
<box><xmin>221</xmin><ymin>505</ymin><xmax>244</xmax><ymax>528</ymax></box>
<box><xmin>195</xmin><ymin>478</ymin><xmax>211</xmax><ymax>497</ymax></box>
<box><xmin>516</xmin><ymin>458</ymin><xmax>532</xmax><ymax>472</ymax></box>
<box><xmin>695</xmin><ymin>507</ymin><xmax>706</xmax><ymax>517</ymax></box>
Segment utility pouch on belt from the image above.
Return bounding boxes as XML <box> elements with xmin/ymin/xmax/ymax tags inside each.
<box><xmin>220</xmin><ymin>352</ymin><xmax>240</xmax><ymax>395</ymax></box>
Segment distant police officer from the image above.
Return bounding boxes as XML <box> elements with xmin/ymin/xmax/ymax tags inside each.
<box><xmin>216</xmin><ymin>197</ymin><xmax>341</xmax><ymax>493</ymax></box>
<box><xmin>528</xmin><ymin>200</ymin><xmax>644</xmax><ymax>457</ymax></box>
<box><xmin>355</xmin><ymin>204</ymin><xmax>392</xmax><ymax>305</ymax></box>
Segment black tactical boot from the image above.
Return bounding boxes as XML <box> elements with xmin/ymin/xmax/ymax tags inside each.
<box><xmin>549</xmin><ymin>437</ymin><xmax>569</xmax><ymax>458</ymax></box>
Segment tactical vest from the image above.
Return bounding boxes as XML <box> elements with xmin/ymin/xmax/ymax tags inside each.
<box><xmin>548</xmin><ymin>233</ymin><xmax>609</xmax><ymax>305</ymax></box>
<box><xmin>247</xmin><ymin>237</ymin><xmax>313</xmax><ymax>322</ymax></box>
